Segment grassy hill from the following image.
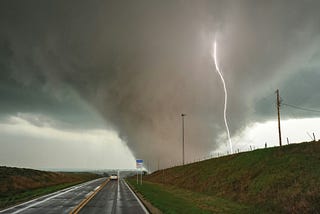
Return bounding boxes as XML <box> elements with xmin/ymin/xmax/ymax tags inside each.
<box><xmin>134</xmin><ymin>141</ymin><xmax>320</xmax><ymax>213</ymax></box>
<box><xmin>0</xmin><ymin>166</ymin><xmax>100</xmax><ymax>209</ymax></box>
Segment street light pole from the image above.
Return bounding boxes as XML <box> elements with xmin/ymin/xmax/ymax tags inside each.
<box><xmin>181</xmin><ymin>113</ymin><xmax>186</xmax><ymax>165</ymax></box>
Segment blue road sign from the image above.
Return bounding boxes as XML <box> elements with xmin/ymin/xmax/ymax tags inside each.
<box><xmin>136</xmin><ymin>159</ymin><xmax>143</xmax><ymax>168</ymax></box>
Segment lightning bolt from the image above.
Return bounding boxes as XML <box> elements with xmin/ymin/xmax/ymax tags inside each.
<box><xmin>212</xmin><ymin>40</ymin><xmax>233</xmax><ymax>154</ymax></box>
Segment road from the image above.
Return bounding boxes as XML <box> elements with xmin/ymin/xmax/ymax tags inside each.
<box><xmin>0</xmin><ymin>178</ymin><xmax>106</xmax><ymax>214</ymax></box>
<box><xmin>79</xmin><ymin>179</ymin><xmax>148</xmax><ymax>214</ymax></box>
<box><xmin>0</xmin><ymin>178</ymin><xmax>148</xmax><ymax>214</ymax></box>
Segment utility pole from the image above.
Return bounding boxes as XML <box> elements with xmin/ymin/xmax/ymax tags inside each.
<box><xmin>181</xmin><ymin>114</ymin><xmax>186</xmax><ymax>165</ymax></box>
<box><xmin>276</xmin><ymin>89</ymin><xmax>282</xmax><ymax>146</ymax></box>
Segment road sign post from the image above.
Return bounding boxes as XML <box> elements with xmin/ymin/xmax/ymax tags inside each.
<box><xmin>136</xmin><ymin>159</ymin><xmax>144</xmax><ymax>185</ymax></box>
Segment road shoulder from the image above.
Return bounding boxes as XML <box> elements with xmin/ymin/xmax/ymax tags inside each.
<box><xmin>125</xmin><ymin>179</ymin><xmax>162</xmax><ymax>214</ymax></box>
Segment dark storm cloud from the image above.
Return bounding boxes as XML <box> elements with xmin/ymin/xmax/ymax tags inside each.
<box><xmin>254</xmin><ymin>69</ymin><xmax>320</xmax><ymax>120</ymax></box>
<box><xmin>1</xmin><ymin>0</ymin><xmax>320</xmax><ymax>165</ymax></box>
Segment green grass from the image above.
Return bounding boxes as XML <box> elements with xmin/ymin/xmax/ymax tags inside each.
<box><xmin>143</xmin><ymin>141</ymin><xmax>320</xmax><ymax>213</ymax></box>
<box><xmin>128</xmin><ymin>179</ymin><xmax>256</xmax><ymax>214</ymax></box>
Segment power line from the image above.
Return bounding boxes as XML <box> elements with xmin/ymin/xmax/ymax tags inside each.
<box><xmin>282</xmin><ymin>103</ymin><xmax>320</xmax><ymax>113</ymax></box>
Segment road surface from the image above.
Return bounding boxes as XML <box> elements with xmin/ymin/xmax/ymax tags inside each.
<box><xmin>0</xmin><ymin>178</ymin><xmax>106</xmax><ymax>214</ymax></box>
<box><xmin>79</xmin><ymin>179</ymin><xmax>148</xmax><ymax>214</ymax></box>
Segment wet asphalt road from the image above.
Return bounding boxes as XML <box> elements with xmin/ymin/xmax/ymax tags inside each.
<box><xmin>0</xmin><ymin>178</ymin><xmax>106</xmax><ymax>214</ymax></box>
<box><xmin>79</xmin><ymin>179</ymin><xmax>148</xmax><ymax>214</ymax></box>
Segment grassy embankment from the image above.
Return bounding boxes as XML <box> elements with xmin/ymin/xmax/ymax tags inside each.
<box><xmin>128</xmin><ymin>141</ymin><xmax>320</xmax><ymax>213</ymax></box>
<box><xmin>0</xmin><ymin>166</ymin><xmax>100</xmax><ymax>209</ymax></box>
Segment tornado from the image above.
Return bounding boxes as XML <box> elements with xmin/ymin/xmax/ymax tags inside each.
<box><xmin>212</xmin><ymin>40</ymin><xmax>233</xmax><ymax>154</ymax></box>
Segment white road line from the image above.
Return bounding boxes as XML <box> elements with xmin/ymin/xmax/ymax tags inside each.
<box><xmin>117</xmin><ymin>179</ymin><xmax>120</xmax><ymax>199</ymax></box>
<box><xmin>10</xmin><ymin>186</ymin><xmax>82</xmax><ymax>214</ymax></box>
<box><xmin>0</xmin><ymin>186</ymin><xmax>79</xmax><ymax>213</ymax></box>
<box><xmin>85</xmin><ymin>191</ymin><xmax>94</xmax><ymax>198</ymax></box>
<box><xmin>0</xmin><ymin>178</ymin><xmax>103</xmax><ymax>214</ymax></box>
<box><xmin>123</xmin><ymin>180</ymin><xmax>149</xmax><ymax>214</ymax></box>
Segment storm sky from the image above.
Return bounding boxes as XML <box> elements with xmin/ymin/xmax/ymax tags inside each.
<box><xmin>0</xmin><ymin>0</ymin><xmax>320</xmax><ymax>170</ymax></box>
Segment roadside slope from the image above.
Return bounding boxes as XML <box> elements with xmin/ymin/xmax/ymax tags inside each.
<box><xmin>144</xmin><ymin>141</ymin><xmax>320</xmax><ymax>213</ymax></box>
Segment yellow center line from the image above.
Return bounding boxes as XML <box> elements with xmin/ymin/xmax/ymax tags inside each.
<box><xmin>69</xmin><ymin>178</ymin><xmax>110</xmax><ymax>214</ymax></box>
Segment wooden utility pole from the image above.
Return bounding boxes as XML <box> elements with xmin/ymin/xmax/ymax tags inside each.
<box><xmin>276</xmin><ymin>89</ymin><xmax>282</xmax><ymax>146</ymax></box>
